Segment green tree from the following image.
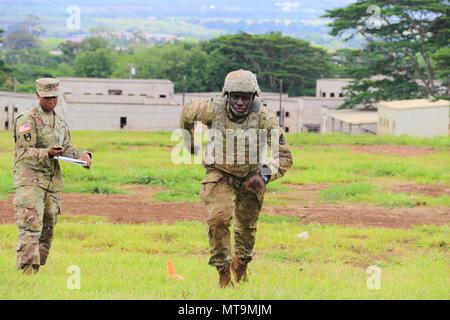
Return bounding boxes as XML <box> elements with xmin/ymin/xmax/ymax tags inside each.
<box><xmin>4</xmin><ymin>15</ymin><xmax>43</xmax><ymax>50</ymax></box>
<box><xmin>324</xmin><ymin>0</ymin><xmax>450</xmax><ymax>108</ymax></box>
<box><xmin>113</xmin><ymin>42</ymin><xmax>211</xmax><ymax>92</ymax></box>
<box><xmin>75</xmin><ymin>48</ymin><xmax>116</xmax><ymax>78</ymax></box>
<box><xmin>202</xmin><ymin>32</ymin><xmax>332</xmax><ymax>96</ymax></box>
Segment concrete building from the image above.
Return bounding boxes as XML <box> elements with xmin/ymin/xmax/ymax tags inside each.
<box><xmin>59</xmin><ymin>77</ymin><xmax>174</xmax><ymax>99</ymax></box>
<box><xmin>316</xmin><ymin>79</ymin><xmax>351</xmax><ymax>98</ymax></box>
<box><xmin>0</xmin><ymin>92</ymin><xmax>36</xmax><ymax>131</ymax></box>
<box><xmin>0</xmin><ymin>78</ymin><xmax>354</xmax><ymax>133</ymax></box>
<box><xmin>377</xmin><ymin>99</ymin><xmax>449</xmax><ymax>137</ymax></box>
<box><xmin>0</xmin><ymin>78</ymin><xmax>180</xmax><ymax>131</ymax></box>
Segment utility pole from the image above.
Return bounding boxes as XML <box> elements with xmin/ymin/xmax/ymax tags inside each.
<box><xmin>129</xmin><ymin>63</ymin><xmax>136</xmax><ymax>79</ymax></box>
<box><xmin>182</xmin><ymin>75</ymin><xmax>187</xmax><ymax>107</ymax></box>
<box><xmin>279</xmin><ymin>79</ymin><xmax>283</xmax><ymax>127</ymax></box>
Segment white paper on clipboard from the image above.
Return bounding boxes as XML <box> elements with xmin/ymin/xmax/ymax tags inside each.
<box><xmin>54</xmin><ymin>156</ymin><xmax>87</xmax><ymax>166</ymax></box>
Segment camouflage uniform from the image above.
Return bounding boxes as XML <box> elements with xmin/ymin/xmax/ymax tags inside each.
<box><xmin>14</xmin><ymin>78</ymin><xmax>87</xmax><ymax>271</ymax></box>
<box><xmin>180</xmin><ymin>70</ymin><xmax>292</xmax><ymax>275</ymax></box>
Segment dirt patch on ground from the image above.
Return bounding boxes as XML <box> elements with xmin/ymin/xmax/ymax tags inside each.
<box><xmin>265</xmin><ymin>204</ymin><xmax>449</xmax><ymax>229</ymax></box>
<box><xmin>387</xmin><ymin>183</ymin><xmax>450</xmax><ymax>197</ymax></box>
<box><xmin>0</xmin><ymin>185</ymin><xmax>448</xmax><ymax>228</ymax></box>
<box><xmin>345</xmin><ymin>145</ymin><xmax>435</xmax><ymax>157</ymax></box>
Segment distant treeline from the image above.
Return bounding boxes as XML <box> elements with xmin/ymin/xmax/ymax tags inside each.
<box><xmin>0</xmin><ymin>30</ymin><xmax>339</xmax><ymax>96</ymax></box>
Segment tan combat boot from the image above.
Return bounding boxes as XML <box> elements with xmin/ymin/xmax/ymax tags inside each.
<box><xmin>218</xmin><ymin>265</ymin><xmax>232</xmax><ymax>288</ymax></box>
<box><xmin>231</xmin><ymin>256</ymin><xmax>248</xmax><ymax>283</ymax></box>
<box><xmin>22</xmin><ymin>264</ymin><xmax>39</xmax><ymax>275</ymax></box>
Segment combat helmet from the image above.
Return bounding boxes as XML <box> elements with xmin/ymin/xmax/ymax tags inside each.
<box><xmin>222</xmin><ymin>69</ymin><xmax>261</xmax><ymax>97</ymax></box>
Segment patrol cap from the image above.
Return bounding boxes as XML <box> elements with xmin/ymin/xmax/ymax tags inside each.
<box><xmin>36</xmin><ymin>78</ymin><xmax>60</xmax><ymax>98</ymax></box>
<box><xmin>222</xmin><ymin>69</ymin><xmax>261</xmax><ymax>97</ymax></box>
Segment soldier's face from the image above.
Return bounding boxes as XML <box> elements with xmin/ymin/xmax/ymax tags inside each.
<box><xmin>37</xmin><ymin>94</ymin><xmax>58</xmax><ymax>112</ymax></box>
<box><xmin>229</xmin><ymin>92</ymin><xmax>254</xmax><ymax>113</ymax></box>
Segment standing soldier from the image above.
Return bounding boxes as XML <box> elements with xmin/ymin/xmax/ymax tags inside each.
<box><xmin>14</xmin><ymin>78</ymin><xmax>92</xmax><ymax>274</ymax></box>
<box><xmin>179</xmin><ymin>70</ymin><xmax>292</xmax><ymax>288</ymax></box>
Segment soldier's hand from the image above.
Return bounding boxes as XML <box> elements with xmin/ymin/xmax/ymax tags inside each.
<box><xmin>48</xmin><ymin>147</ymin><xmax>64</xmax><ymax>158</ymax></box>
<box><xmin>80</xmin><ymin>153</ymin><xmax>92</xmax><ymax>169</ymax></box>
<box><xmin>244</xmin><ymin>175</ymin><xmax>266</xmax><ymax>195</ymax></box>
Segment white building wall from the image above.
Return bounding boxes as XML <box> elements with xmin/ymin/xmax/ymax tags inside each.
<box><xmin>60</xmin><ymin>78</ymin><xmax>174</xmax><ymax>99</ymax></box>
<box><xmin>62</xmin><ymin>103</ymin><xmax>182</xmax><ymax>131</ymax></box>
<box><xmin>316</xmin><ymin>79</ymin><xmax>351</xmax><ymax>98</ymax></box>
<box><xmin>378</xmin><ymin>106</ymin><xmax>449</xmax><ymax>137</ymax></box>
<box><xmin>298</xmin><ymin>98</ymin><xmax>345</xmax><ymax>132</ymax></box>
<box><xmin>0</xmin><ymin>93</ymin><xmax>36</xmax><ymax>130</ymax></box>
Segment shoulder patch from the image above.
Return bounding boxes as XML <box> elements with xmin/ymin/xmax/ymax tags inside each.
<box><xmin>279</xmin><ymin>133</ymin><xmax>287</xmax><ymax>145</ymax></box>
<box><xmin>18</xmin><ymin>123</ymin><xmax>32</xmax><ymax>133</ymax></box>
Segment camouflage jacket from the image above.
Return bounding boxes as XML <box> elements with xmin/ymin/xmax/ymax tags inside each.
<box><xmin>179</xmin><ymin>96</ymin><xmax>292</xmax><ymax>181</ymax></box>
<box><xmin>13</xmin><ymin>105</ymin><xmax>86</xmax><ymax>192</ymax></box>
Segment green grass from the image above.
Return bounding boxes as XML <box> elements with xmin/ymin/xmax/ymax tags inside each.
<box><xmin>319</xmin><ymin>183</ymin><xmax>450</xmax><ymax>208</ymax></box>
<box><xmin>0</xmin><ymin>218</ymin><xmax>448</xmax><ymax>299</ymax></box>
<box><xmin>1</xmin><ymin>131</ymin><xmax>449</xmax><ymax>207</ymax></box>
<box><xmin>0</xmin><ymin>131</ymin><xmax>449</xmax><ymax>299</ymax></box>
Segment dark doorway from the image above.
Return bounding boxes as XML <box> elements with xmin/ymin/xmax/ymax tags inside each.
<box><xmin>120</xmin><ymin>117</ymin><xmax>127</xmax><ymax>129</ymax></box>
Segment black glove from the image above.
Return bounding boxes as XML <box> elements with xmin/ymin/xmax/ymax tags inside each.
<box><xmin>245</xmin><ymin>175</ymin><xmax>266</xmax><ymax>195</ymax></box>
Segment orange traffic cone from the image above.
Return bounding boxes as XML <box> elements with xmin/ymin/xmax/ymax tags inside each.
<box><xmin>167</xmin><ymin>261</ymin><xmax>185</xmax><ymax>281</ymax></box>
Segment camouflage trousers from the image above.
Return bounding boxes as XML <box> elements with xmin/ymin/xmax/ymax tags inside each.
<box><xmin>14</xmin><ymin>186</ymin><xmax>61</xmax><ymax>270</ymax></box>
<box><xmin>200</xmin><ymin>170</ymin><xmax>264</xmax><ymax>270</ymax></box>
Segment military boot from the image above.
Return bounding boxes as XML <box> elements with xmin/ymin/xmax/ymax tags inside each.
<box><xmin>218</xmin><ymin>265</ymin><xmax>232</xmax><ymax>288</ymax></box>
<box><xmin>22</xmin><ymin>264</ymin><xmax>39</xmax><ymax>275</ymax></box>
<box><xmin>231</xmin><ymin>256</ymin><xmax>248</xmax><ymax>283</ymax></box>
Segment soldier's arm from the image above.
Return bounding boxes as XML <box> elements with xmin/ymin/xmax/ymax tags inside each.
<box><xmin>179</xmin><ymin>98</ymin><xmax>214</xmax><ymax>152</ymax></box>
<box><xmin>260</xmin><ymin>106</ymin><xmax>293</xmax><ymax>182</ymax></box>
<box><xmin>14</xmin><ymin>114</ymin><xmax>50</xmax><ymax>164</ymax></box>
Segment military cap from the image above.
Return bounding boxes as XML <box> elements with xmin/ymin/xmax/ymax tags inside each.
<box><xmin>36</xmin><ymin>78</ymin><xmax>60</xmax><ymax>97</ymax></box>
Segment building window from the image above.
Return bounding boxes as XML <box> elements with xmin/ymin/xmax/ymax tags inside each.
<box><xmin>128</xmin><ymin>94</ymin><xmax>135</xmax><ymax>96</ymax></box>
<box><xmin>109</xmin><ymin>90</ymin><xmax>123</xmax><ymax>96</ymax></box>
<box><xmin>285</xmin><ymin>127</ymin><xmax>290</xmax><ymax>133</ymax></box>
<box><xmin>96</xmin><ymin>93</ymin><xmax>103</xmax><ymax>95</ymax></box>
<box><xmin>276</xmin><ymin>111</ymin><xmax>281</xmax><ymax>117</ymax></box>
<box><xmin>4</xmin><ymin>106</ymin><xmax>8</xmax><ymax>112</ymax></box>
<box><xmin>339</xmin><ymin>93</ymin><xmax>344</xmax><ymax>97</ymax></box>
<box><xmin>120</xmin><ymin>117</ymin><xmax>127</xmax><ymax>129</ymax></box>
<box><xmin>330</xmin><ymin>92</ymin><xmax>335</xmax><ymax>98</ymax></box>
<box><xmin>285</xmin><ymin>112</ymin><xmax>290</xmax><ymax>118</ymax></box>
<box><xmin>322</xmin><ymin>92</ymin><xmax>326</xmax><ymax>98</ymax></box>
<box><xmin>14</xmin><ymin>107</ymin><xmax>18</xmax><ymax>112</ymax></box>
<box><xmin>5</xmin><ymin>121</ymin><xmax>9</xmax><ymax>130</ymax></box>
<box><xmin>159</xmin><ymin>94</ymin><xmax>167</xmax><ymax>99</ymax></box>
<box><xmin>84</xmin><ymin>93</ymin><xmax>91</xmax><ymax>95</ymax></box>
<box><xmin>140</xmin><ymin>94</ymin><xmax>147</xmax><ymax>97</ymax></box>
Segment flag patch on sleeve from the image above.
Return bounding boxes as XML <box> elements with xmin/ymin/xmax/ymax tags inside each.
<box><xmin>18</xmin><ymin>123</ymin><xmax>32</xmax><ymax>133</ymax></box>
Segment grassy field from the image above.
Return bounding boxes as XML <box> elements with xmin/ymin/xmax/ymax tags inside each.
<box><xmin>0</xmin><ymin>131</ymin><xmax>449</xmax><ymax>299</ymax></box>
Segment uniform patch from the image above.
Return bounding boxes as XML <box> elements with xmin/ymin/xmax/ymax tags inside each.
<box><xmin>24</xmin><ymin>133</ymin><xmax>32</xmax><ymax>142</ymax></box>
<box><xmin>279</xmin><ymin>133</ymin><xmax>286</xmax><ymax>145</ymax></box>
<box><xmin>18</xmin><ymin>123</ymin><xmax>31</xmax><ymax>133</ymax></box>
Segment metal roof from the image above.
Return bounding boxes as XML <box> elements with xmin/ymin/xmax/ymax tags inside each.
<box><xmin>377</xmin><ymin>99</ymin><xmax>449</xmax><ymax>110</ymax></box>
<box><xmin>326</xmin><ymin>109</ymin><xmax>378</xmax><ymax>125</ymax></box>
